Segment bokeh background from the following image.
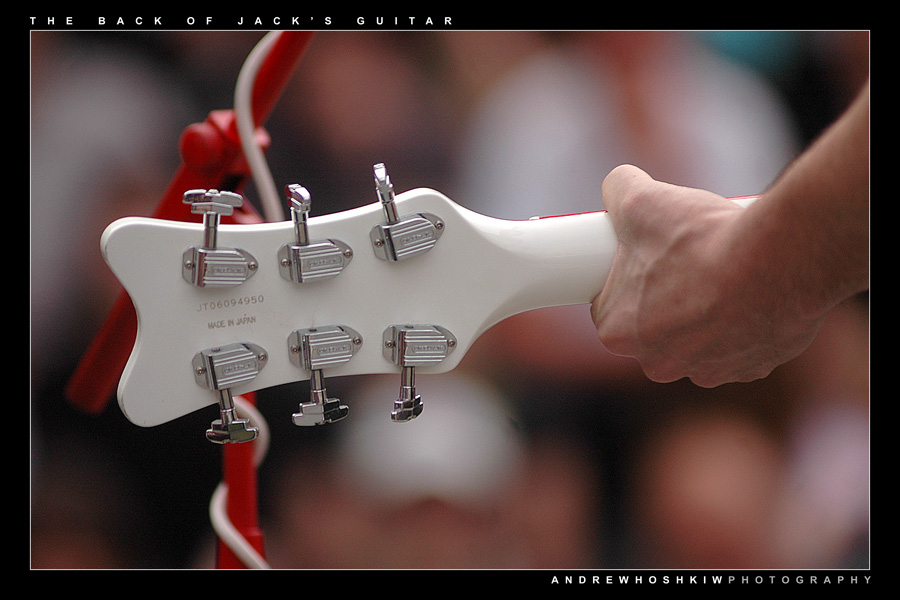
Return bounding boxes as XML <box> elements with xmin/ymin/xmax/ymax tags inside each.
<box><xmin>30</xmin><ymin>29</ymin><xmax>869</xmax><ymax>570</ymax></box>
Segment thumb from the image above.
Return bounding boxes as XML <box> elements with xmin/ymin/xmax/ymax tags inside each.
<box><xmin>600</xmin><ymin>165</ymin><xmax>664</xmax><ymax>241</ymax></box>
<box><xmin>601</xmin><ymin>164</ymin><xmax>655</xmax><ymax>213</ymax></box>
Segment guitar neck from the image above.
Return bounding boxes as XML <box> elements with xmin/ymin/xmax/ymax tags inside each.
<box><xmin>460</xmin><ymin>209</ymin><xmax>616</xmax><ymax>329</ymax></box>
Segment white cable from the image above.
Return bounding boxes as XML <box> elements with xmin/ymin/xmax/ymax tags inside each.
<box><xmin>208</xmin><ymin>396</ymin><xmax>272</xmax><ymax>569</ymax></box>
<box><xmin>234</xmin><ymin>395</ymin><xmax>270</xmax><ymax>464</ymax></box>
<box><xmin>207</xmin><ymin>30</ymin><xmax>287</xmax><ymax>570</ymax></box>
<box><xmin>234</xmin><ymin>31</ymin><xmax>285</xmax><ymax>223</ymax></box>
<box><xmin>209</xmin><ymin>484</ymin><xmax>270</xmax><ymax>569</ymax></box>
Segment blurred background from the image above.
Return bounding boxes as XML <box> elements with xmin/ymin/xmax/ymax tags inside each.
<box><xmin>30</xmin><ymin>30</ymin><xmax>869</xmax><ymax>569</ymax></box>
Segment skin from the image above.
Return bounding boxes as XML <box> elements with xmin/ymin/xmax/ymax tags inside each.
<box><xmin>592</xmin><ymin>81</ymin><xmax>869</xmax><ymax>388</ymax></box>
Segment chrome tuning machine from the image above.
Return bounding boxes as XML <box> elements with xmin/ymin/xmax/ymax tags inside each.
<box><xmin>383</xmin><ymin>325</ymin><xmax>456</xmax><ymax>422</ymax></box>
<box><xmin>369</xmin><ymin>163</ymin><xmax>444</xmax><ymax>262</ymax></box>
<box><xmin>182</xmin><ymin>189</ymin><xmax>258</xmax><ymax>287</ymax></box>
<box><xmin>288</xmin><ymin>325</ymin><xmax>362</xmax><ymax>426</ymax></box>
<box><xmin>278</xmin><ymin>184</ymin><xmax>353</xmax><ymax>283</ymax></box>
<box><xmin>192</xmin><ymin>342</ymin><xmax>268</xmax><ymax>444</ymax></box>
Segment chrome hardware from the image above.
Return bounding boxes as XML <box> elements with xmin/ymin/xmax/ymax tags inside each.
<box><xmin>278</xmin><ymin>184</ymin><xmax>352</xmax><ymax>283</ymax></box>
<box><xmin>374</xmin><ymin>162</ymin><xmax>400</xmax><ymax>223</ymax></box>
<box><xmin>192</xmin><ymin>342</ymin><xmax>267</xmax><ymax>444</ymax></box>
<box><xmin>369</xmin><ymin>163</ymin><xmax>444</xmax><ymax>261</ymax></box>
<box><xmin>287</xmin><ymin>325</ymin><xmax>361</xmax><ymax>426</ymax></box>
<box><xmin>392</xmin><ymin>366</ymin><xmax>422</xmax><ymax>422</ymax></box>
<box><xmin>294</xmin><ymin>370</ymin><xmax>350</xmax><ymax>426</ymax></box>
<box><xmin>382</xmin><ymin>325</ymin><xmax>456</xmax><ymax>422</ymax></box>
<box><xmin>182</xmin><ymin>189</ymin><xmax>258</xmax><ymax>287</ymax></box>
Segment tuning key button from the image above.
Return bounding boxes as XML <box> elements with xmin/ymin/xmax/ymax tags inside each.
<box><xmin>288</xmin><ymin>325</ymin><xmax>361</xmax><ymax>426</ymax></box>
<box><xmin>182</xmin><ymin>189</ymin><xmax>258</xmax><ymax>288</ymax></box>
<box><xmin>370</xmin><ymin>163</ymin><xmax>444</xmax><ymax>262</ymax></box>
<box><xmin>382</xmin><ymin>325</ymin><xmax>456</xmax><ymax>422</ymax></box>
<box><xmin>373</xmin><ymin>162</ymin><xmax>399</xmax><ymax>222</ymax></box>
<box><xmin>292</xmin><ymin>370</ymin><xmax>350</xmax><ymax>426</ymax></box>
<box><xmin>278</xmin><ymin>184</ymin><xmax>353</xmax><ymax>283</ymax></box>
<box><xmin>192</xmin><ymin>342</ymin><xmax>267</xmax><ymax>444</ymax></box>
<box><xmin>204</xmin><ymin>389</ymin><xmax>259</xmax><ymax>444</ymax></box>
<box><xmin>392</xmin><ymin>366</ymin><xmax>423</xmax><ymax>422</ymax></box>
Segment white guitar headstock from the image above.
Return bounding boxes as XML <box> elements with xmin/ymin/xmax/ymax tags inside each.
<box><xmin>102</xmin><ymin>164</ymin><xmax>617</xmax><ymax>439</ymax></box>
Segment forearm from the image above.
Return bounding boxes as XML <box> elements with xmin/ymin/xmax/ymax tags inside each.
<box><xmin>730</xmin><ymin>81</ymin><xmax>869</xmax><ymax>322</ymax></box>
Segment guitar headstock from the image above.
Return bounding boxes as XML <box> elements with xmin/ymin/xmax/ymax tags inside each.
<box><xmin>102</xmin><ymin>165</ymin><xmax>616</xmax><ymax>438</ymax></box>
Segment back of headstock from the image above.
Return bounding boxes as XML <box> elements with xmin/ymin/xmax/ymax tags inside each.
<box><xmin>103</xmin><ymin>164</ymin><xmax>617</xmax><ymax>439</ymax></box>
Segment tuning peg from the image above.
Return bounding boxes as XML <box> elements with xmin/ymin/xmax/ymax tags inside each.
<box><xmin>393</xmin><ymin>365</ymin><xmax>422</xmax><ymax>422</ymax></box>
<box><xmin>382</xmin><ymin>325</ymin><xmax>456</xmax><ymax>422</ymax></box>
<box><xmin>374</xmin><ymin>162</ymin><xmax>399</xmax><ymax>223</ymax></box>
<box><xmin>205</xmin><ymin>389</ymin><xmax>259</xmax><ymax>444</ymax></box>
<box><xmin>182</xmin><ymin>189</ymin><xmax>258</xmax><ymax>287</ymax></box>
<box><xmin>288</xmin><ymin>325</ymin><xmax>361</xmax><ymax>425</ymax></box>
<box><xmin>184</xmin><ymin>186</ymin><xmax>241</xmax><ymax>212</ymax></box>
<box><xmin>278</xmin><ymin>185</ymin><xmax>353</xmax><ymax>283</ymax></box>
<box><xmin>286</xmin><ymin>183</ymin><xmax>312</xmax><ymax>245</ymax></box>
<box><xmin>183</xmin><ymin>188</ymin><xmax>243</xmax><ymax>248</ymax></box>
<box><xmin>369</xmin><ymin>163</ymin><xmax>445</xmax><ymax>262</ymax></box>
<box><xmin>293</xmin><ymin>370</ymin><xmax>350</xmax><ymax>426</ymax></box>
<box><xmin>192</xmin><ymin>342</ymin><xmax>268</xmax><ymax>443</ymax></box>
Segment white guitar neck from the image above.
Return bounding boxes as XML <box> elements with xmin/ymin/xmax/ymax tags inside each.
<box><xmin>459</xmin><ymin>208</ymin><xmax>615</xmax><ymax>325</ymax></box>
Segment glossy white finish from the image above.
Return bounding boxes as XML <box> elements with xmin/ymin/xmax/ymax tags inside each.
<box><xmin>102</xmin><ymin>189</ymin><xmax>617</xmax><ymax>427</ymax></box>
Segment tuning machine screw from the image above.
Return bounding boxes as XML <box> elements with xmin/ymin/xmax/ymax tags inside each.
<box><xmin>192</xmin><ymin>342</ymin><xmax>267</xmax><ymax>443</ymax></box>
<box><xmin>383</xmin><ymin>325</ymin><xmax>456</xmax><ymax>422</ymax></box>
<box><xmin>369</xmin><ymin>163</ymin><xmax>444</xmax><ymax>262</ymax></box>
<box><xmin>288</xmin><ymin>325</ymin><xmax>361</xmax><ymax>426</ymax></box>
<box><xmin>278</xmin><ymin>184</ymin><xmax>353</xmax><ymax>283</ymax></box>
<box><xmin>182</xmin><ymin>189</ymin><xmax>258</xmax><ymax>287</ymax></box>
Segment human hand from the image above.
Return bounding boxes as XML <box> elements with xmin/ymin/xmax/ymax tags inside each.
<box><xmin>591</xmin><ymin>165</ymin><xmax>823</xmax><ymax>387</ymax></box>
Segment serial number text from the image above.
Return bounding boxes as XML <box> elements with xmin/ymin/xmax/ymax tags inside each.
<box><xmin>197</xmin><ymin>295</ymin><xmax>265</xmax><ymax>312</ymax></box>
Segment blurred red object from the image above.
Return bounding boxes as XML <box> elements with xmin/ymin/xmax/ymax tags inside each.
<box><xmin>65</xmin><ymin>31</ymin><xmax>314</xmax><ymax>415</ymax></box>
